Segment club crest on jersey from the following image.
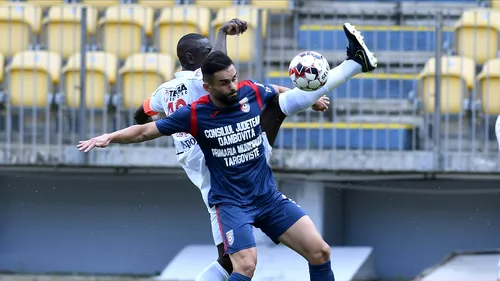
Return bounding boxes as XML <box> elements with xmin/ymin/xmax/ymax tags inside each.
<box><xmin>226</xmin><ymin>229</ymin><xmax>234</xmax><ymax>246</ymax></box>
<box><xmin>239</xmin><ymin>97</ymin><xmax>250</xmax><ymax>113</ymax></box>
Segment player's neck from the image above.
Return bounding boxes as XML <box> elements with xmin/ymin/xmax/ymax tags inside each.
<box><xmin>209</xmin><ymin>95</ymin><xmax>229</xmax><ymax>109</ymax></box>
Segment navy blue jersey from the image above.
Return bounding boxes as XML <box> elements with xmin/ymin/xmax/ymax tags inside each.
<box><xmin>155</xmin><ymin>80</ymin><xmax>278</xmax><ymax>207</ymax></box>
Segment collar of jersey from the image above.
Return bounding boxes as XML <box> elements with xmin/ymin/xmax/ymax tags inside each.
<box><xmin>174</xmin><ymin>70</ymin><xmax>194</xmax><ymax>78</ymax></box>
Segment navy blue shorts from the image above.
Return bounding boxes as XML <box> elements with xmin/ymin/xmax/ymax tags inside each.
<box><xmin>215</xmin><ymin>190</ymin><xmax>307</xmax><ymax>254</ymax></box>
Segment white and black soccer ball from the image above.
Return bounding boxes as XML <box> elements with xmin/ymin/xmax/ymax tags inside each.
<box><xmin>288</xmin><ymin>51</ymin><xmax>330</xmax><ymax>91</ymax></box>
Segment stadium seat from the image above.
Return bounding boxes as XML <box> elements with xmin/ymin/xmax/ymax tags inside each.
<box><xmin>212</xmin><ymin>6</ymin><xmax>267</xmax><ymax>62</ymax></box>
<box><xmin>454</xmin><ymin>8</ymin><xmax>500</xmax><ymax>64</ymax></box>
<box><xmin>26</xmin><ymin>0</ymin><xmax>66</xmax><ymax>8</ymax></box>
<box><xmin>155</xmin><ymin>6</ymin><xmax>210</xmax><ymax>56</ymax></box>
<box><xmin>477</xmin><ymin>58</ymin><xmax>500</xmax><ymax>115</ymax></box>
<box><xmin>0</xmin><ymin>2</ymin><xmax>43</xmax><ymax>56</ymax></box>
<box><xmin>492</xmin><ymin>0</ymin><xmax>500</xmax><ymax>10</ymax></box>
<box><xmin>81</xmin><ymin>0</ymin><xmax>120</xmax><ymax>10</ymax></box>
<box><xmin>119</xmin><ymin>53</ymin><xmax>174</xmax><ymax>109</ymax></box>
<box><xmin>42</xmin><ymin>5</ymin><xmax>98</xmax><ymax>59</ymax></box>
<box><xmin>97</xmin><ymin>4</ymin><xmax>154</xmax><ymax>60</ymax></box>
<box><xmin>251</xmin><ymin>0</ymin><xmax>290</xmax><ymax>10</ymax></box>
<box><xmin>194</xmin><ymin>0</ymin><xmax>234</xmax><ymax>9</ymax></box>
<box><xmin>7</xmin><ymin>51</ymin><xmax>61</xmax><ymax>107</ymax></box>
<box><xmin>417</xmin><ymin>56</ymin><xmax>475</xmax><ymax>114</ymax></box>
<box><xmin>63</xmin><ymin>51</ymin><xmax>118</xmax><ymax>108</ymax></box>
<box><xmin>298</xmin><ymin>25</ymin><xmax>454</xmax><ymax>52</ymax></box>
<box><xmin>138</xmin><ymin>0</ymin><xmax>175</xmax><ymax>9</ymax></box>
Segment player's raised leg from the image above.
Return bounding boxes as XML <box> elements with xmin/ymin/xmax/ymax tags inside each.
<box><xmin>278</xmin><ymin>22</ymin><xmax>377</xmax><ymax>117</ymax></box>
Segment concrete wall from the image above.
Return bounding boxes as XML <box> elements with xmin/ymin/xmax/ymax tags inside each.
<box><xmin>1</xmin><ymin>173</ymin><xmax>499</xmax><ymax>280</ymax></box>
<box><xmin>0</xmin><ymin>172</ymin><xmax>214</xmax><ymax>275</ymax></box>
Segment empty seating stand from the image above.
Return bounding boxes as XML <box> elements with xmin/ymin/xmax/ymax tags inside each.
<box><xmin>298</xmin><ymin>25</ymin><xmax>454</xmax><ymax>52</ymax></box>
<box><xmin>266</xmin><ymin>71</ymin><xmax>416</xmax><ymax>100</ymax></box>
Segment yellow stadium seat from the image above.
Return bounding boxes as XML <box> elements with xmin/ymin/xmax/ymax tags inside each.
<box><xmin>194</xmin><ymin>0</ymin><xmax>233</xmax><ymax>9</ymax></box>
<box><xmin>492</xmin><ymin>1</ymin><xmax>500</xmax><ymax>10</ymax></box>
<box><xmin>212</xmin><ymin>6</ymin><xmax>267</xmax><ymax>63</ymax></box>
<box><xmin>98</xmin><ymin>4</ymin><xmax>154</xmax><ymax>60</ymax></box>
<box><xmin>417</xmin><ymin>56</ymin><xmax>475</xmax><ymax>114</ymax></box>
<box><xmin>26</xmin><ymin>0</ymin><xmax>65</xmax><ymax>7</ymax></box>
<box><xmin>155</xmin><ymin>6</ymin><xmax>210</xmax><ymax>56</ymax></box>
<box><xmin>119</xmin><ymin>53</ymin><xmax>174</xmax><ymax>109</ymax></box>
<box><xmin>138</xmin><ymin>0</ymin><xmax>175</xmax><ymax>9</ymax></box>
<box><xmin>7</xmin><ymin>51</ymin><xmax>61</xmax><ymax>107</ymax></box>
<box><xmin>454</xmin><ymin>8</ymin><xmax>500</xmax><ymax>64</ymax></box>
<box><xmin>477</xmin><ymin>58</ymin><xmax>500</xmax><ymax>115</ymax></box>
<box><xmin>251</xmin><ymin>0</ymin><xmax>290</xmax><ymax>10</ymax></box>
<box><xmin>0</xmin><ymin>2</ymin><xmax>43</xmax><ymax>56</ymax></box>
<box><xmin>63</xmin><ymin>51</ymin><xmax>118</xmax><ymax>108</ymax></box>
<box><xmin>81</xmin><ymin>0</ymin><xmax>120</xmax><ymax>10</ymax></box>
<box><xmin>43</xmin><ymin>5</ymin><xmax>98</xmax><ymax>59</ymax></box>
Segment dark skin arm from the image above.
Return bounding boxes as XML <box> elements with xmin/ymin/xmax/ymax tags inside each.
<box><xmin>262</xmin><ymin>85</ymin><xmax>329</xmax><ymax>146</ymax></box>
<box><xmin>133</xmin><ymin>19</ymin><xmax>248</xmax><ymax>125</ymax></box>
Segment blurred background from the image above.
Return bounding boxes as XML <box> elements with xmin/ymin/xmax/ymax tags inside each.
<box><xmin>0</xmin><ymin>0</ymin><xmax>499</xmax><ymax>281</ymax></box>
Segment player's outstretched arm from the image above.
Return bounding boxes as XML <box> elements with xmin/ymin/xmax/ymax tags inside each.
<box><xmin>78</xmin><ymin>105</ymin><xmax>192</xmax><ymax>153</ymax></box>
<box><xmin>211</xmin><ymin>18</ymin><xmax>248</xmax><ymax>55</ymax></box>
<box><xmin>77</xmin><ymin>123</ymin><xmax>163</xmax><ymax>152</ymax></box>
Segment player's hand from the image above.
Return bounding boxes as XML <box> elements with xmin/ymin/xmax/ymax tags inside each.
<box><xmin>77</xmin><ymin>134</ymin><xmax>111</xmax><ymax>152</ymax></box>
<box><xmin>221</xmin><ymin>18</ymin><xmax>248</xmax><ymax>36</ymax></box>
<box><xmin>311</xmin><ymin>95</ymin><xmax>330</xmax><ymax>112</ymax></box>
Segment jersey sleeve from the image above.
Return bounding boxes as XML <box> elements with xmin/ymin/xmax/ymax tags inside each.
<box><xmin>251</xmin><ymin>80</ymin><xmax>277</xmax><ymax>104</ymax></box>
<box><xmin>146</xmin><ymin>85</ymin><xmax>165</xmax><ymax>114</ymax></box>
<box><xmin>155</xmin><ymin>105</ymin><xmax>191</xmax><ymax>136</ymax></box>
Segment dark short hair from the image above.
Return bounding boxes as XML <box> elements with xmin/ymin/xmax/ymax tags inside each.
<box><xmin>201</xmin><ymin>51</ymin><xmax>234</xmax><ymax>82</ymax></box>
<box><xmin>176</xmin><ymin>33</ymin><xmax>207</xmax><ymax>64</ymax></box>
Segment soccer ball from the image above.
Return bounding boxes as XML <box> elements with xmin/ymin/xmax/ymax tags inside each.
<box><xmin>288</xmin><ymin>51</ymin><xmax>330</xmax><ymax>91</ymax></box>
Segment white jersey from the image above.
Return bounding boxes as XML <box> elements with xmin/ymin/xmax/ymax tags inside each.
<box><xmin>148</xmin><ymin>69</ymin><xmax>211</xmax><ymax>204</ymax></box>
<box><xmin>148</xmin><ymin>69</ymin><xmax>273</xmax><ymax>245</ymax></box>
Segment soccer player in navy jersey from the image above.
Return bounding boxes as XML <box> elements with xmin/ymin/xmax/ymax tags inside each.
<box><xmin>78</xmin><ymin>23</ymin><xmax>377</xmax><ymax>281</ymax></box>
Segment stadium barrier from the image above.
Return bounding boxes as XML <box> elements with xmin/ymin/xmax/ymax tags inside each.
<box><xmin>0</xmin><ymin>1</ymin><xmax>499</xmax><ymax>172</ymax></box>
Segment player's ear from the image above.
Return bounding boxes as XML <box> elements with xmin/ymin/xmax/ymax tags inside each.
<box><xmin>203</xmin><ymin>82</ymin><xmax>210</xmax><ymax>92</ymax></box>
<box><xmin>185</xmin><ymin>52</ymin><xmax>194</xmax><ymax>65</ymax></box>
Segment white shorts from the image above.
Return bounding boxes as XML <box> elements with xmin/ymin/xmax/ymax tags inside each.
<box><xmin>496</xmin><ymin>115</ymin><xmax>500</xmax><ymax>151</ymax></box>
<box><xmin>190</xmin><ymin>133</ymin><xmax>274</xmax><ymax>246</ymax></box>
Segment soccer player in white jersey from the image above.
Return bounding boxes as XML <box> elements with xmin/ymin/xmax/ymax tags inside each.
<box><xmin>81</xmin><ymin>23</ymin><xmax>376</xmax><ymax>281</ymax></box>
<box><xmin>132</xmin><ymin>19</ymin><xmax>329</xmax><ymax>281</ymax></box>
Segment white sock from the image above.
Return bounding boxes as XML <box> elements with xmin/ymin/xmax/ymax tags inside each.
<box><xmin>195</xmin><ymin>261</ymin><xmax>230</xmax><ymax>281</ymax></box>
<box><xmin>278</xmin><ymin>60</ymin><xmax>362</xmax><ymax>116</ymax></box>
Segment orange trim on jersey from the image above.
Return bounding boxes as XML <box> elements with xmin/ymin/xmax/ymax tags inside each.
<box><xmin>238</xmin><ymin>80</ymin><xmax>262</xmax><ymax>109</ymax></box>
<box><xmin>215</xmin><ymin>206</ymin><xmax>228</xmax><ymax>253</ymax></box>
<box><xmin>142</xmin><ymin>98</ymin><xmax>158</xmax><ymax>117</ymax></box>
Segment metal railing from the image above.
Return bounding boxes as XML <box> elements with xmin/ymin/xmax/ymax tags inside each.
<box><xmin>0</xmin><ymin>1</ymin><xmax>499</xmax><ymax>172</ymax></box>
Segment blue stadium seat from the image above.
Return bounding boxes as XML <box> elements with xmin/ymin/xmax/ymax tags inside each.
<box><xmin>266</xmin><ymin>72</ymin><xmax>416</xmax><ymax>99</ymax></box>
<box><xmin>298</xmin><ymin>25</ymin><xmax>453</xmax><ymax>52</ymax></box>
<box><xmin>276</xmin><ymin>122</ymin><xmax>415</xmax><ymax>150</ymax></box>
